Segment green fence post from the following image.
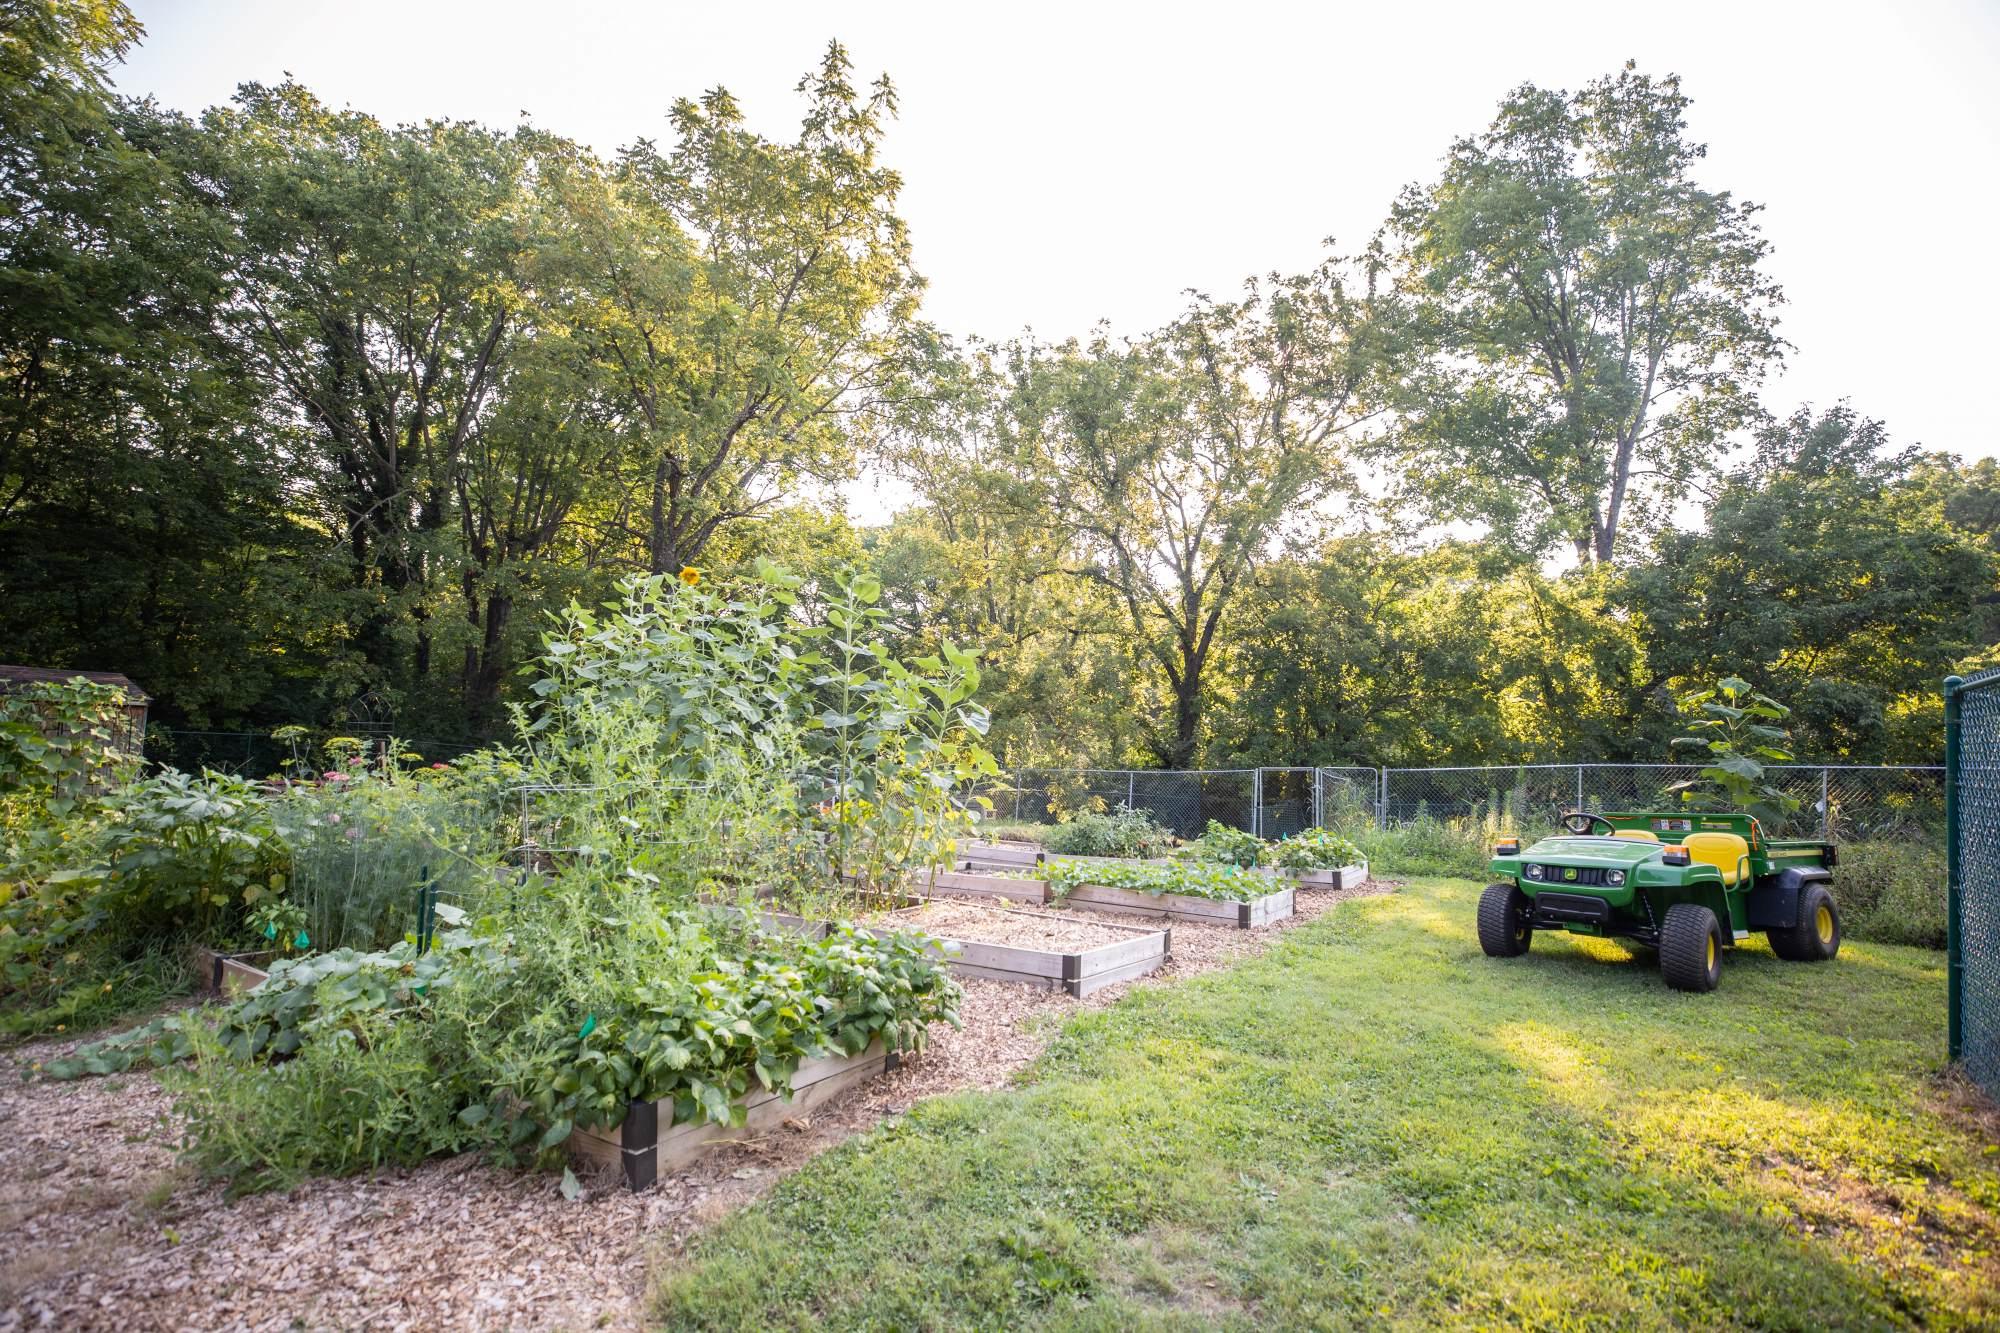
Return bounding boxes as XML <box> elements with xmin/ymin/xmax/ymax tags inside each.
<box><xmin>1945</xmin><ymin>676</ymin><xmax>1964</xmax><ymax>1063</ymax></box>
<box><xmin>416</xmin><ymin>863</ymin><xmax>434</xmax><ymax>958</ymax></box>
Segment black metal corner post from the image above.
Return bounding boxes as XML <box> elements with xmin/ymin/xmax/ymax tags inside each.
<box><xmin>1945</xmin><ymin>676</ymin><xmax>1964</xmax><ymax>1063</ymax></box>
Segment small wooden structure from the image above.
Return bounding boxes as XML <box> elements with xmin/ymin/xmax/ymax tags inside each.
<box><xmin>0</xmin><ymin>666</ymin><xmax>150</xmax><ymax>752</ymax></box>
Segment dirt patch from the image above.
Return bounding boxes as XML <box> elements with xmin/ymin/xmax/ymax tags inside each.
<box><xmin>886</xmin><ymin>898</ymin><xmax>1154</xmax><ymax>952</ymax></box>
<box><xmin>0</xmin><ymin>880</ymin><xmax>1394</xmax><ymax>1331</ymax></box>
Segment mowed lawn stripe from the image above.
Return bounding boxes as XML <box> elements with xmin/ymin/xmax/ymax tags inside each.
<box><xmin>652</xmin><ymin>878</ymin><xmax>1998</xmax><ymax>1331</ymax></box>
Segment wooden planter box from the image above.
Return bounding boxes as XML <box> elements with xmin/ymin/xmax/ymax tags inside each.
<box><xmin>918</xmin><ymin>867</ymin><xmax>1052</xmax><ymax>905</ymax></box>
<box><xmin>869</xmin><ymin>907</ymin><xmax>1169</xmax><ymax>996</ymax></box>
<box><xmin>571</xmin><ymin>1039</ymin><xmax>900</xmax><ymax>1191</ymax></box>
<box><xmin>1274</xmin><ymin>862</ymin><xmax>1369</xmax><ymax>890</ymax></box>
<box><xmin>1057</xmin><ymin>881</ymin><xmax>1296</xmax><ymax>929</ymax></box>
<box><xmin>956</xmin><ymin>841</ymin><xmax>1044</xmax><ymax>871</ymax></box>
<box><xmin>191</xmin><ymin>947</ymin><xmax>274</xmax><ymax>995</ymax></box>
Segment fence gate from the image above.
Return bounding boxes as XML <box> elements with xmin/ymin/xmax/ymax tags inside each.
<box><xmin>1947</xmin><ymin>672</ymin><xmax>2000</xmax><ymax>1098</ymax></box>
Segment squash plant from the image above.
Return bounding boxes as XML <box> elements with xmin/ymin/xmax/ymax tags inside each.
<box><xmin>1182</xmin><ymin>820</ymin><xmax>1264</xmax><ymax>867</ymax></box>
<box><xmin>1044</xmin><ymin>857</ymin><xmax>1270</xmax><ymax>902</ymax></box>
<box><xmin>1270</xmin><ymin>827</ymin><xmax>1363</xmax><ymax>871</ymax></box>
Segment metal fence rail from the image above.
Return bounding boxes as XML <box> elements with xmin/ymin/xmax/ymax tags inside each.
<box><xmin>994</xmin><ymin>761</ymin><xmax>1941</xmax><ymax>843</ymax></box>
<box><xmin>1946</xmin><ymin>672</ymin><xmax>2000</xmax><ymax>1098</ymax></box>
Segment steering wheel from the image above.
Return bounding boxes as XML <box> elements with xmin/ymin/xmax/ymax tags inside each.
<box><xmin>1561</xmin><ymin>811</ymin><xmax>1618</xmax><ymax>836</ymax></box>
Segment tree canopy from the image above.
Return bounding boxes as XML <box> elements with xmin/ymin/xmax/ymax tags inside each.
<box><xmin>0</xmin><ymin>3</ymin><xmax>1989</xmax><ymax>768</ymax></box>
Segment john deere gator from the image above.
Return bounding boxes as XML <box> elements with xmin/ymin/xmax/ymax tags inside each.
<box><xmin>1477</xmin><ymin>811</ymin><xmax>1840</xmax><ymax>992</ymax></box>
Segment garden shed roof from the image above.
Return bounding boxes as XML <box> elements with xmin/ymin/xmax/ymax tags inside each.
<box><xmin>0</xmin><ymin>666</ymin><xmax>150</xmax><ymax>702</ymax></box>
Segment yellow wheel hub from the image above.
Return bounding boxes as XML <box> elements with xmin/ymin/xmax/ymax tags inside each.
<box><xmin>1816</xmin><ymin>904</ymin><xmax>1834</xmax><ymax>943</ymax></box>
<box><xmin>1706</xmin><ymin>934</ymin><xmax>1716</xmax><ymax>970</ymax></box>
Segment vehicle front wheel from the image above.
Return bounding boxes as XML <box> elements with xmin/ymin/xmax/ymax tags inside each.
<box><xmin>1768</xmin><ymin>884</ymin><xmax>1841</xmax><ymax>962</ymax></box>
<box><xmin>1477</xmin><ymin>882</ymin><xmax>1533</xmax><ymax>958</ymax></box>
<box><xmin>1660</xmin><ymin>904</ymin><xmax>1722</xmax><ymax>992</ymax></box>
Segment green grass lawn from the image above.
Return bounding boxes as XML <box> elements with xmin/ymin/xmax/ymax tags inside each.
<box><xmin>651</xmin><ymin>878</ymin><xmax>1999</xmax><ymax>1331</ymax></box>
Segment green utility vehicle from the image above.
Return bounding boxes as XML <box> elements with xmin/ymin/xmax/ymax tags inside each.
<box><xmin>1477</xmin><ymin>811</ymin><xmax>1840</xmax><ymax>992</ymax></box>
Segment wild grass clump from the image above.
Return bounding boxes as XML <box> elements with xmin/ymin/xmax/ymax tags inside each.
<box><xmin>1832</xmin><ymin>840</ymin><xmax>1945</xmax><ymax>948</ymax></box>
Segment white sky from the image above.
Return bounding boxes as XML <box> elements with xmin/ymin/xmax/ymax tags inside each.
<box><xmin>116</xmin><ymin>0</ymin><xmax>2000</xmax><ymax>525</ymax></box>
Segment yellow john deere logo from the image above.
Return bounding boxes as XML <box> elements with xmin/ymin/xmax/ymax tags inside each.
<box><xmin>1563</xmin><ymin>867</ymin><xmax>1578</xmax><ymax>882</ymax></box>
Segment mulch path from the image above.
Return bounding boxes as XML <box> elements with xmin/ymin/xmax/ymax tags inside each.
<box><xmin>0</xmin><ymin>880</ymin><xmax>1395</xmax><ymax>1331</ymax></box>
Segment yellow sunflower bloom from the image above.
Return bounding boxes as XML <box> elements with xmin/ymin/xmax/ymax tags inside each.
<box><xmin>678</xmin><ymin>566</ymin><xmax>702</xmax><ymax>586</ymax></box>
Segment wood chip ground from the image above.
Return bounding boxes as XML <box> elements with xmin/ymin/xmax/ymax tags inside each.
<box><xmin>884</xmin><ymin>898</ymin><xmax>1149</xmax><ymax>952</ymax></box>
<box><xmin>0</xmin><ymin>881</ymin><xmax>1393</xmax><ymax>1332</ymax></box>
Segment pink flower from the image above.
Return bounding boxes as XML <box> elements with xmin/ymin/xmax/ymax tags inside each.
<box><xmin>431</xmin><ymin>763</ymin><xmax>449</xmax><ymax>770</ymax></box>
<box><xmin>323</xmin><ymin>771</ymin><xmax>349</xmax><ymax>783</ymax></box>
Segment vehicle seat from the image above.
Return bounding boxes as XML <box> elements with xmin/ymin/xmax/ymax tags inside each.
<box><xmin>1683</xmin><ymin>831</ymin><xmax>1750</xmax><ymax>886</ymax></box>
<box><xmin>1612</xmin><ymin>829</ymin><xmax>1659</xmax><ymax>842</ymax></box>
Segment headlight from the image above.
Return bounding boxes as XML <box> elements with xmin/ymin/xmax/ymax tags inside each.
<box><xmin>1524</xmin><ymin>864</ymin><xmax>1544</xmax><ymax>880</ymax></box>
<box><xmin>1607</xmin><ymin>870</ymin><xmax>1626</xmax><ymax>886</ymax></box>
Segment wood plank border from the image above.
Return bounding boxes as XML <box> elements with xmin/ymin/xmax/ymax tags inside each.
<box><xmin>955</xmin><ymin>842</ymin><xmax>1044</xmax><ymax>870</ymax></box>
<box><xmin>863</xmin><ymin>904</ymin><xmax>1171</xmax><ymax>996</ymax></box>
<box><xmin>920</xmin><ymin>868</ymin><xmax>1051</xmax><ymax>904</ymax></box>
<box><xmin>1273</xmin><ymin>862</ymin><xmax>1369</xmax><ymax>890</ymax></box>
<box><xmin>1057</xmin><ymin>882</ymin><xmax>1296</xmax><ymax>929</ymax></box>
<box><xmin>571</xmin><ymin>1040</ymin><xmax>901</xmax><ymax>1192</ymax></box>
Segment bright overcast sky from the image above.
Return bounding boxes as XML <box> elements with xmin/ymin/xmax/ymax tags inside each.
<box><xmin>117</xmin><ymin>0</ymin><xmax>2000</xmax><ymax>509</ymax></box>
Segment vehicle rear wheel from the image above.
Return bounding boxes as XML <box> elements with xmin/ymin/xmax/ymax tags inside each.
<box><xmin>1477</xmin><ymin>882</ymin><xmax>1533</xmax><ymax>958</ymax></box>
<box><xmin>1660</xmin><ymin>904</ymin><xmax>1722</xmax><ymax>992</ymax></box>
<box><xmin>1768</xmin><ymin>884</ymin><xmax>1841</xmax><ymax>962</ymax></box>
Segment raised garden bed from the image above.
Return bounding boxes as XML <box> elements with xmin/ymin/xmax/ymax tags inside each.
<box><xmin>1044</xmin><ymin>858</ymin><xmax>1297</xmax><ymax>929</ymax></box>
<box><xmin>1274</xmin><ymin>861</ymin><xmax>1369</xmax><ymax>890</ymax></box>
<box><xmin>874</xmin><ymin>898</ymin><xmax>1170</xmax><ymax>996</ymax></box>
<box><xmin>918</xmin><ymin>865</ymin><xmax>1051</xmax><ymax>904</ymax></box>
<box><xmin>954</xmin><ymin>840</ymin><xmax>1044</xmax><ymax>872</ymax></box>
<box><xmin>1059</xmin><ymin>880</ymin><xmax>1295</xmax><ymax>927</ymax></box>
<box><xmin>190</xmin><ymin>946</ymin><xmax>274</xmax><ymax>996</ymax></box>
<box><xmin>571</xmin><ymin>1039</ymin><xmax>901</xmax><ymax>1191</ymax></box>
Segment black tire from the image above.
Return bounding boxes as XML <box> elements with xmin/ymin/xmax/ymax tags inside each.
<box><xmin>1768</xmin><ymin>884</ymin><xmax>1841</xmax><ymax>962</ymax></box>
<box><xmin>1477</xmin><ymin>882</ymin><xmax>1533</xmax><ymax>958</ymax></box>
<box><xmin>1660</xmin><ymin>904</ymin><xmax>1722</xmax><ymax>992</ymax></box>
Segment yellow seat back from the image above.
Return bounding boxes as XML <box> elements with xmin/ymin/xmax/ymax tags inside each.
<box><xmin>1683</xmin><ymin>831</ymin><xmax>1749</xmax><ymax>886</ymax></box>
<box><xmin>1612</xmin><ymin>829</ymin><xmax>1659</xmax><ymax>842</ymax></box>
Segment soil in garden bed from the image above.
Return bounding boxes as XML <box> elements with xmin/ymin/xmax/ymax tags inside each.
<box><xmin>883</xmin><ymin>898</ymin><xmax>1149</xmax><ymax>952</ymax></box>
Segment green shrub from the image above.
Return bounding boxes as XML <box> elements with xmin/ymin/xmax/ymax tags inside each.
<box><xmin>1830</xmin><ymin>840</ymin><xmax>1945</xmax><ymax>949</ymax></box>
<box><xmin>969</xmin><ymin>820</ymin><xmax>1054</xmax><ymax>846</ymax></box>
<box><xmin>1041</xmin><ymin>806</ymin><xmax>1172</xmax><ymax>859</ymax></box>
<box><xmin>1182</xmin><ymin>820</ymin><xmax>1264</xmax><ymax>867</ymax></box>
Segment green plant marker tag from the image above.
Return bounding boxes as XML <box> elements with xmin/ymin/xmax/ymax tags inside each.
<box><xmin>263</xmin><ymin>921</ymin><xmax>278</xmax><ymax>940</ymax></box>
<box><xmin>579</xmin><ymin>1013</ymin><xmax>596</xmax><ymax>1039</ymax></box>
<box><xmin>293</xmin><ymin>930</ymin><xmax>310</xmax><ymax>950</ymax></box>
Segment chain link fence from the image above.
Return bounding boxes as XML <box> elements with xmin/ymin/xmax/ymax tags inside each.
<box><xmin>1378</xmin><ymin>763</ymin><xmax>1942</xmax><ymax>841</ymax></box>
<box><xmin>1947</xmin><ymin>671</ymin><xmax>2000</xmax><ymax>1098</ymax></box>
<box><xmin>989</xmin><ymin>762</ymin><xmax>1940</xmax><ymax>843</ymax></box>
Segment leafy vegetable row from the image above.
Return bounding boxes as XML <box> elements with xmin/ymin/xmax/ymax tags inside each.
<box><xmin>41</xmin><ymin>914</ymin><xmax>959</xmax><ymax>1157</ymax></box>
<box><xmin>1180</xmin><ymin>821</ymin><xmax>1363</xmax><ymax>872</ymax></box>
<box><xmin>1044</xmin><ymin>858</ymin><xmax>1274</xmax><ymax>902</ymax></box>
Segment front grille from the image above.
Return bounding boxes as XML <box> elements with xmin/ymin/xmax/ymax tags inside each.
<box><xmin>1533</xmin><ymin>892</ymin><xmax>1613</xmax><ymax>924</ymax></box>
<box><xmin>1531</xmin><ymin>865</ymin><xmax>1611</xmax><ymax>886</ymax></box>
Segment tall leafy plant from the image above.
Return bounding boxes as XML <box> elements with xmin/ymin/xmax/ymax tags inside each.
<box><xmin>1667</xmin><ymin>676</ymin><xmax>1802</xmax><ymax>825</ymax></box>
<box><xmin>806</xmin><ymin>567</ymin><xmax>998</xmax><ymax>895</ymax></box>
